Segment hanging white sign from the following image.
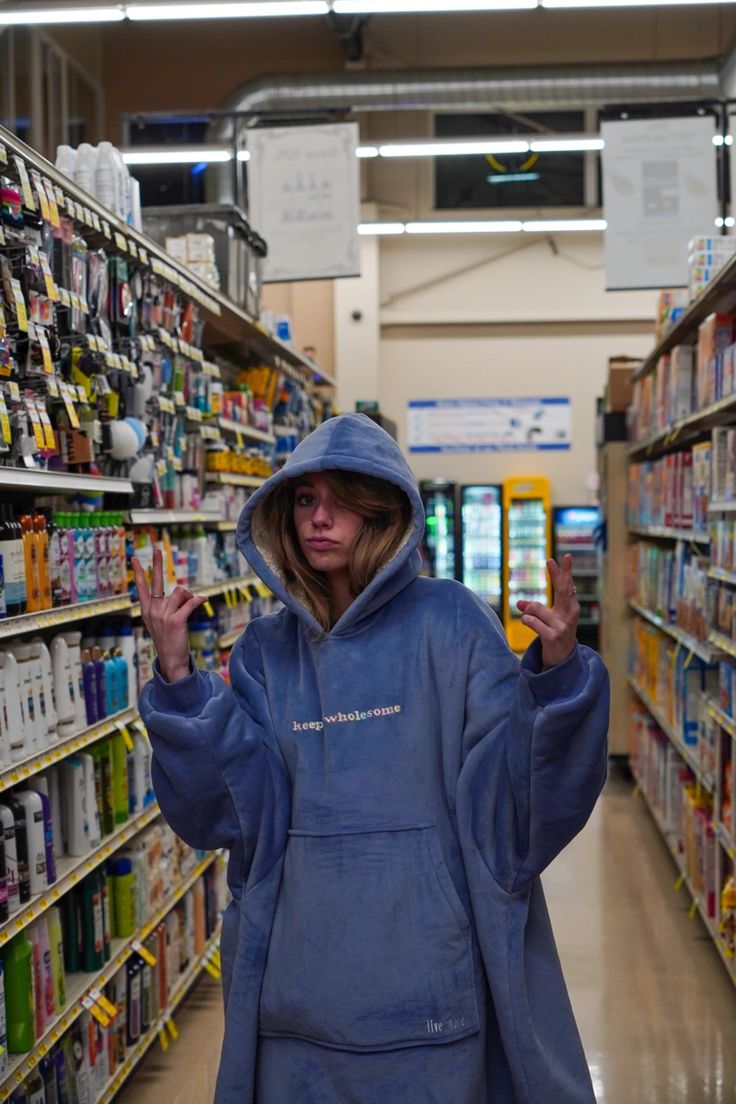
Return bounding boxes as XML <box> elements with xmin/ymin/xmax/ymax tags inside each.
<box><xmin>246</xmin><ymin>122</ymin><xmax>360</xmax><ymax>283</ymax></box>
<box><xmin>407</xmin><ymin>397</ymin><xmax>571</xmax><ymax>454</ymax></box>
<box><xmin>601</xmin><ymin>116</ymin><xmax>718</xmax><ymax>291</ymax></box>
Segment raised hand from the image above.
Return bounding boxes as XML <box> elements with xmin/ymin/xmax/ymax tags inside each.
<box><xmin>131</xmin><ymin>547</ymin><xmax>207</xmax><ymax>684</ymax></box>
<box><xmin>516</xmin><ymin>553</ymin><xmax>580</xmax><ymax>669</ymax></box>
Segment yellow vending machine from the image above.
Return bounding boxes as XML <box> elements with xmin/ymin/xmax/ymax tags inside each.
<box><xmin>503</xmin><ymin>475</ymin><xmax>552</xmax><ymax>653</ymax></box>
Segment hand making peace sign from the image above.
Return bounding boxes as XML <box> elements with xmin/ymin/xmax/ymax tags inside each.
<box><xmin>131</xmin><ymin>547</ymin><xmax>207</xmax><ymax>685</ymax></box>
<box><xmin>516</xmin><ymin>553</ymin><xmax>580</xmax><ymax>669</ymax></box>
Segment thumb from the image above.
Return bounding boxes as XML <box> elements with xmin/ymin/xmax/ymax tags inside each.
<box><xmin>180</xmin><ymin>594</ymin><xmax>208</xmax><ymax>621</ymax></box>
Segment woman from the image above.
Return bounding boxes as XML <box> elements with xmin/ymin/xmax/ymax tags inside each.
<box><xmin>136</xmin><ymin>412</ymin><xmax>609</xmax><ymax>1104</ymax></box>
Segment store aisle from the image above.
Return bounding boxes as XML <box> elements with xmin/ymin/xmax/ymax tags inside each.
<box><xmin>119</xmin><ymin>762</ymin><xmax>736</xmax><ymax>1104</ymax></box>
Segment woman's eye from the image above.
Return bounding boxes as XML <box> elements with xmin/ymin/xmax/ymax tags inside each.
<box><xmin>297</xmin><ymin>494</ymin><xmax>314</xmax><ymax>506</ymax></box>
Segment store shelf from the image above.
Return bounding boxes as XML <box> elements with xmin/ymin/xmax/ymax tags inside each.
<box><xmin>128</xmin><ymin>509</ymin><xmax>222</xmax><ymax>526</ymax></box>
<box><xmin>0</xmin><ymin>123</ymin><xmax>331</xmax><ymax>386</ymax></box>
<box><xmin>96</xmin><ymin>926</ymin><xmax>222</xmax><ymax>1104</ymax></box>
<box><xmin>629</xmin><ymin>600</ymin><xmax>722</xmax><ymax>664</ymax></box>
<box><xmin>0</xmin><ymin>468</ymin><xmax>134</xmax><ymax>495</ymax></box>
<box><xmin>632</xmin><ymin>250</ymin><xmax>736</xmax><ymax>383</ymax></box>
<box><xmin>130</xmin><ymin>575</ymin><xmax>256</xmax><ymax>618</ymax></box>
<box><xmin>706</xmin><ymin>697</ymin><xmax>736</xmax><ymax>740</ymax></box>
<box><xmin>628</xmin><ymin>525</ymin><xmax>710</xmax><ymax>544</ymax></box>
<box><xmin>0</xmin><ymin>706</ymin><xmax>137</xmax><ymax>795</ymax></box>
<box><xmin>629</xmin><ymin>393</ymin><xmax>736</xmax><ymax>462</ymax></box>
<box><xmin>0</xmin><ymin>594</ymin><xmax>133</xmax><ymax>642</ymax></box>
<box><xmin>708</xmin><ymin>566</ymin><xmax>736</xmax><ymax>587</ymax></box>
<box><xmin>215</xmin><ymin>520</ymin><xmax>238</xmax><ymax>532</ymax></box>
<box><xmin>217</xmin><ymin>629</ymin><xmax>242</xmax><ymax>650</ymax></box>
<box><xmin>217</xmin><ymin>417</ymin><xmax>276</xmax><ymax>445</ymax></box>
<box><xmin>708</xmin><ymin>629</ymin><xmax>736</xmax><ymax>661</ymax></box>
<box><xmin>0</xmin><ymin>803</ymin><xmax>161</xmax><ymax>950</ymax></box>
<box><xmin>0</xmin><ymin>852</ymin><xmax>217</xmax><ymax>1102</ymax></box>
<box><xmin>709</xmin><ymin>500</ymin><xmax>736</xmax><ymax>513</ymax></box>
<box><xmin>629</xmin><ymin>677</ymin><xmax>715</xmax><ymax>792</ymax></box>
<box><xmin>630</xmin><ymin>767</ymin><xmax>733</xmax><ymax>984</ymax></box>
<box><xmin>715</xmin><ymin>820</ymin><xmax>736</xmax><ymax>859</ymax></box>
<box><xmin>206</xmin><ymin>472</ymin><xmax>266</xmax><ymax>488</ymax></box>
<box><xmin>556</xmin><ymin>543</ymin><xmax>596</xmax><ymax>552</ymax></box>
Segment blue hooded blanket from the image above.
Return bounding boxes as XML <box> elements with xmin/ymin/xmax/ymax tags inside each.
<box><xmin>140</xmin><ymin>412</ymin><xmax>610</xmax><ymax>1103</ymax></box>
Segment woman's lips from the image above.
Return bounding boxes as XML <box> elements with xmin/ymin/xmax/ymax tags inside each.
<box><xmin>307</xmin><ymin>538</ymin><xmax>338</xmax><ymax>550</ymax></box>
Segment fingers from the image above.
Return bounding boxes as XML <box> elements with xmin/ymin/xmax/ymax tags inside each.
<box><xmin>177</xmin><ymin>594</ymin><xmax>208</xmax><ymax>621</ymax></box>
<box><xmin>131</xmin><ymin>557</ymin><xmax>150</xmax><ymax>620</ymax></box>
<box><xmin>151</xmin><ymin>546</ymin><xmax>165</xmax><ymax>598</ymax></box>
<box><xmin>516</xmin><ymin>600</ymin><xmax>558</xmax><ymax>628</ymax></box>
<box><xmin>166</xmin><ymin>586</ymin><xmax>195</xmax><ymax>614</ymax></box>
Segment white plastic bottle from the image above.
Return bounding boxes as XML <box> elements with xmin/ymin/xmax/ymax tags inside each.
<box><xmin>31</xmin><ymin>638</ymin><xmax>58</xmax><ymax>744</ymax></box>
<box><xmin>55</xmin><ymin>144</ymin><xmax>77</xmax><ymax>181</ymax></box>
<box><xmin>116</xmin><ymin>624</ymin><xmax>137</xmax><ymax>710</ymax></box>
<box><xmin>23</xmin><ymin>641</ymin><xmax>48</xmax><ymax>749</ymax></box>
<box><xmin>50</xmin><ymin>634</ymin><xmax>76</xmax><ymax>728</ymax></box>
<box><xmin>95</xmin><ymin>141</ymin><xmax>118</xmax><ymax>213</ymax></box>
<box><xmin>130</xmin><ymin>174</ymin><xmax>142</xmax><ymax>231</ymax></box>
<box><xmin>30</xmin><ymin>768</ymin><xmax>63</xmax><ymax>861</ymax></box>
<box><xmin>62</xmin><ymin>632</ymin><xmax>87</xmax><ymax>732</ymax></box>
<box><xmin>80</xmin><ymin>753</ymin><xmax>101</xmax><ymax>848</ymax></box>
<box><xmin>14</xmin><ymin>791</ymin><xmax>46</xmax><ymax>895</ymax></box>
<box><xmin>0</xmin><ymin>805</ymin><xmax>18</xmax><ymax>915</ymax></box>
<box><xmin>74</xmin><ymin>142</ymin><xmax>98</xmax><ymax>197</ymax></box>
<box><xmin>60</xmin><ymin>758</ymin><xmax>88</xmax><ymax>855</ymax></box>
<box><xmin>2</xmin><ymin>648</ymin><xmax>29</xmax><ymax>760</ymax></box>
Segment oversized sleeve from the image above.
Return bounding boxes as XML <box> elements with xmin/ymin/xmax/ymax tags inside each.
<box><xmin>140</xmin><ymin>620</ymin><xmax>281</xmax><ymax>880</ymax></box>
<box><xmin>455</xmin><ymin>593</ymin><xmax>609</xmax><ymax>894</ymax></box>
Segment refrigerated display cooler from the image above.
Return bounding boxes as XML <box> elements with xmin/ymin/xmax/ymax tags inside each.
<box><xmin>503</xmin><ymin>476</ymin><xmax>552</xmax><ymax>653</ymax></box>
<box><xmin>419</xmin><ymin>480</ymin><xmax>458</xmax><ymax>581</ymax></box>
<box><xmin>460</xmin><ymin>484</ymin><xmax>503</xmax><ymax>614</ymax></box>
<box><xmin>553</xmin><ymin>505</ymin><xmax>601</xmax><ymax>649</ymax></box>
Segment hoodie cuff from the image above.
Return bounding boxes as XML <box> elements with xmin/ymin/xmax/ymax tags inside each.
<box><xmin>520</xmin><ymin>639</ymin><xmax>586</xmax><ymax>706</ymax></box>
<box><xmin>149</xmin><ymin>655</ymin><xmax>209</xmax><ymax>717</ymax></box>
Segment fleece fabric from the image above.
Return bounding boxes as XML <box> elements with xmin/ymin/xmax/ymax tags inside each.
<box><xmin>140</xmin><ymin>412</ymin><xmax>610</xmax><ymax>1104</ymax></box>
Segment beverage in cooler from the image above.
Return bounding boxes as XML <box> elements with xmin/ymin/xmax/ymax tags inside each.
<box><xmin>553</xmin><ymin>506</ymin><xmax>600</xmax><ymax>647</ymax></box>
<box><xmin>460</xmin><ymin>485</ymin><xmax>503</xmax><ymax>613</ymax></box>
<box><xmin>503</xmin><ymin>476</ymin><xmax>552</xmax><ymax>652</ymax></box>
<box><xmin>419</xmin><ymin>480</ymin><xmax>457</xmax><ymax>581</ymax></box>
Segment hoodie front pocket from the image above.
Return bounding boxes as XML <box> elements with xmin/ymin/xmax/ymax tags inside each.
<box><xmin>258</xmin><ymin>825</ymin><xmax>479</xmax><ymax>1052</ymax></box>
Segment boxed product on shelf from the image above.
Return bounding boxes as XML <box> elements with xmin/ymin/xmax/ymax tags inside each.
<box><xmin>628</xmin><ymin>449</ymin><xmax>701</xmax><ymax>531</ymax></box>
<box><xmin>655</xmin><ymin>288</ymin><xmax>690</xmax><ymax>344</ymax></box>
<box><xmin>696</xmin><ymin>312</ymin><xmax>736</xmax><ymax>409</ymax></box>
<box><xmin>688</xmin><ymin>234</ymin><xmax>736</xmax><ymax>301</ymax></box>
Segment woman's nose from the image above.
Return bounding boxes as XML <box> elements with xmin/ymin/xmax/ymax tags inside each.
<box><xmin>312</xmin><ymin>500</ymin><xmax>333</xmax><ymax>525</ymax></box>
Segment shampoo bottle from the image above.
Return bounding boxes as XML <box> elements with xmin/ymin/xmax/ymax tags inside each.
<box><xmin>110</xmin><ymin>732</ymin><xmax>129</xmax><ymax>825</ymax></box>
<box><xmin>31</xmin><ymin>638</ymin><xmax>57</xmax><ymax>744</ymax></box>
<box><xmin>80</xmin><ymin>753</ymin><xmax>101</xmax><ymax>849</ymax></box>
<box><xmin>25</xmin><ymin>779</ymin><xmax>56</xmax><ymax>886</ymax></box>
<box><xmin>33</xmin><ymin>514</ymin><xmax>51</xmax><ymax>611</ymax></box>
<box><xmin>80</xmin><ymin>649</ymin><xmax>98</xmax><ymax>727</ymax></box>
<box><xmin>81</xmin><ymin>871</ymin><xmax>104</xmax><ymax>973</ymax></box>
<box><xmin>0</xmin><ymin>651</ymin><xmax>26</xmax><ymax>762</ymax></box>
<box><xmin>0</xmin><ymin>961</ymin><xmax>7</xmax><ymax>1076</ymax></box>
<box><xmin>50</xmin><ymin>635</ymin><xmax>75</xmax><ymax>728</ymax></box>
<box><xmin>1</xmin><ymin>932</ymin><xmax>34</xmax><ymax>1052</ymax></box>
<box><xmin>13</xmin><ymin>791</ymin><xmax>46</xmax><ymax>895</ymax></box>
<box><xmin>116</xmin><ymin>623</ymin><xmax>137</xmax><ymax>709</ymax></box>
<box><xmin>62</xmin><ymin>633</ymin><xmax>86</xmax><ymax>732</ymax></box>
<box><xmin>0</xmin><ymin>805</ymin><xmax>19</xmax><ymax>915</ymax></box>
<box><xmin>46</xmin><ymin>906</ymin><xmax>65</xmax><ymax>1014</ymax></box>
<box><xmin>3</xmin><ymin>798</ymin><xmax>30</xmax><ymax>904</ymax></box>
<box><xmin>59</xmin><ymin>759</ymin><xmax>87</xmax><ymax>856</ymax></box>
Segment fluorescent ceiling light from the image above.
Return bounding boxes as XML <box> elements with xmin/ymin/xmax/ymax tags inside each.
<box><xmin>543</xmin><ymin>0</ymin><xmax>733</xmax><ymax>6</ymax></box>
<box><xmin>334</xmin><ymin>0</ymin><xmax>536</xmax><ymax>11</ymax></box>
<box><xmin>530</xmin><ymin>138</ymin><xmax>604</xmax><ymax>152</ymax></box>
<box><xmin>522</xmin><ymin>218</ymin><xmax>607</xmax><ymax>232</ymax></box>
<box><xmin>0</xmin><ymin>5</ymin><xmax>124</xmax><ymax>23</ymax></box>
<box><xmin>122</xmin><ymin>147</ymin><xmax>233</xmax><ymax>164</ymax></box>
<box><xmin>358</xmin><ymin>223</ymin><xmax>406</xmax><ymax>235</ymax></box>
<box><xmin>236</xmin><ymin>150</ymin><xmax>251</xmax><ymax>161</ymax></box>
<box><xmin>713</xmin><ymin>135</ymin><xmax>734</xmax><ymax>146</ymax></box>
<box><xmin>406</xmin><ymin>220</ymin><xmax>524</xmax><ymax>234</ymax></box>
<box><xmin>379</xmin><ymin>140</ymin><xmax>531</xmax><ymax>158</ymax></box>
<box><xmin>126</xmin><ymin>2</ymin><xmax>328</xmax><ymax>19</ymax></box>
<box><xmin>356</xmin><ymin>146</ymin><xmax>380</xmax><ymax>159</ymax></box>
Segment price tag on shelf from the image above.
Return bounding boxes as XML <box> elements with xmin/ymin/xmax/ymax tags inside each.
<box><xmin>36</xmin><ymin>327</ymin><xmax>54</xmax><ymax>376</ymax></box>
<box><xmin>128</xmin><ymin>240</ymin><xmax>139</xmax><ymax>260</ymax></box>
<box><xmin>0</xmin><ymin>392</ymin><xmax>11</xmax><ymax>446</ymax></box>
<box><xmin>114</xmin><ymin>231</ymin><xmax>127</xmax><ymax>252</ymax></box>
<box><xmin>43</xmin><ymin>177</ymin><xmax>60</xmax><ymax>228</ymax></box>
<box><xmin>239</xmin><ymin>586</ymin><xmax>252</xmax><ymax>605</ymax></box>
<box><xmin>173</xmin><ymin>392</ymin><xmax>185</xmax><ymax>408</ymax></box>
<box><xmin>59</xmin><ymin>382</ymin><xmax>80</xmax><ymax>429</ymax></box>
<box><xmin>139</xmin><ymin>247</ymin><xmax>149</xmax><ymax>266</ymax></box>
<box><xmin>155</xmin><ymin>458</ymin><xmax>167</xmax><ymax>478</ymax></box>
<box><xmin>38</xmin><ymin>401</ymin><xmax>56</xmax><ymax>450</ymax></box>
<box><xmin>54</xmin><ymin>185</ymin><xmax>65</xmax><ymax>209</ymax></box>
<box><xmin>57</xmin><ymin>287</ymin><xmax>71</xmax><ymax>308</ymax></box>
<box><xmin>132</xmin><ymin>940</ymin><xmax>157</xmax><ymax>967</ymax></box>
<box><xmin>82</xmin><ymin>995</ymin><xmax>111</xmax><ymax>1028</ymax></box>
<box><xmin>10</xmin><ymin>278</ymin><xmax>28</xmax><ymax>333</ymax></box>
<box><xmin>203</xmin><ymin>600</ymin><xmax>215</xmax><ymax>617</ymax></box>
<box><xmin>165</xmin><ymin>1015</ymin><xmax>179</xmax><ymax>1041</ymax></box>
<box><xmin>158</xmin><ymin>396</ymin><xmax>175</xmax><ymax>415</ymax></box>
<box><xmin>39</xmin><ymin>252</ymin><xmax>59</xmax><ymax>301</ymax></box>
<box><xmin>102</xmin><ymin>219</ymin><xmax>111</xmax><ymax>239</ymax></box>
<box><xmin>31</xmin><ymin>170</ymin><xmax>51</xmax><ymax>222</ymax></box>
<box><xmin>14</xmin><ymin>156</ymin><xmax>36</xmax><ymax>211</ymax></box>
<box><xmin>7</xmin><ymin>381</ymin><xmax>20</xmax><ymax>404</ymax></box>
<box><xmin>0</xmin><ymin>144</ymin><xmax>7</xmax><ymax>166</ymax></box>
<box><xmin>116</xmin><ymin>723</ymin><xmax>134</xmax><ymax>751</ymax></box>
<box><xmin>89</xmin><ymin>988</ymin><xmax>118</xmax><ymax>1018</ymax></box>
<box><xmin>92</xmin><ymin>212</ymin><xmax>102</xmax><ymax>233</ymax></box>
<box><xmin>202</xmin><ymin>957</ymin><xmax>221</xmax><ymax>980</ymax></box>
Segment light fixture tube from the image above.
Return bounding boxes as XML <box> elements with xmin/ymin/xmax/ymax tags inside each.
<box><xmin>126</xmin><ymin>2</ymin><xmax>328</xmax><ymax>19</ymax></box>
<box><xmin>356</xmin><ymin>147</ymin><xmax>381</xmax><ymax>159</ymax></box>
<box><xmin>334</xmin><ymin>1</ymin><xmax>536</xmax><ymax>12</ymax></box>
<box><xmin>405</xmin><ymin>221</ymin><xmax>525</xmax><ymax>234</ymax></box>
<box><xmin>379</xmin><ymin>140</ymin><xmax>531</xmax><ymax>158</ymax></box>
<box><xmin>358</xmin><ymin>223</ymin><xmax>407</xmax><ymax>235</ymax></box>
<box><xmin>543</xmin><ymin>0</ymin><xmax>733</xmax><ymax>7</ymax></box>
<box><xmin>522</xmin><ymin>219</ymin><xmax>607</xmax><ymax>232</ymax></box>
<box><xmin>530</xmin><ymin>138</ymin><xmax>605</xmax><ymax>152</ymax></box>
<box><xmin>237</xmin><ymin>150</ymin><xmax>252</xmax><ymax>161</ymax></box>
<box><xmin>122</xmin><ymin>147</ymin><xmax>233</xmax><ymax>164</ymax></box>
<box><xmin>0</xmin><ymin>6</ymin><xmax>125</xmax><ymax>24</ymax></box>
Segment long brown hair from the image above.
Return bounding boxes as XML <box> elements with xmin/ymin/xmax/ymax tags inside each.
<box><xmin>256</xmin><ymin>470</ymin><xmax>413</xmax><ymax>631</ymax></box>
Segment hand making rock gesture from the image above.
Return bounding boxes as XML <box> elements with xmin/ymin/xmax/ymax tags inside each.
<box><xmin>131</xmin><ymin>547</ymin><xmax>207</xmax><ymax>684</ymax></box>
<box><xmin>517</xmin><ymin>553</ymin><xmax>580</xmax><ymax>669</ymax></box>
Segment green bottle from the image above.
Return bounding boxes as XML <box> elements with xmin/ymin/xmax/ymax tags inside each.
<box><xmin>91</xmin><ymin>741</ymin><xmax>114</xmax><ymax>835</ymax></box>
<box><xmin>110</xmin><ymin>731</ymin><xmax>129</xmax><ymax>826</ymax></box>
<box><xmin>2</xmin><ymin>932</ymin><xmax>34</xmax><ymax>1052</ymax></box>
<box><xmin>81</xmin><ymin>870</ymin><xmax>104</xmax><ymax>973</ymax></box>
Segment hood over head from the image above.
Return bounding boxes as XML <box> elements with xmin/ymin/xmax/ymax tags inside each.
<box><xmin>236</xmin><ymin>413</ymin><xmax>425</xmax><ymax>637</ymax></box>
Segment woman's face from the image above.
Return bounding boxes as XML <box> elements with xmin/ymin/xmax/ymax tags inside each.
<box><xmin>293</xmin><ymin>474</ymin><xmax>364</xmax><ymax>575</ymax></box>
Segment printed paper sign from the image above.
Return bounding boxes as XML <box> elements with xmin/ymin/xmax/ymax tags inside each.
<box><xmin>407</xmin><ymin>397</ymin><xmax>571</xmax><ymax>454</ymax></box>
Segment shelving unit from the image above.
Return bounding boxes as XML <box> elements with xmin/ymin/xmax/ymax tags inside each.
<box><xmin>623</xmin><ymin>249</ymin><xmax>736</xmax><ymax>990</ymax></box>
<box><xmin>0</xmin><ymin>123</ymin><xmax>324</xmax><ymax>1102</ymax></box>
<box><xmin>0</xmin><ymin>852</ymin><xmax>217</xmax><ymax>1102</ymax></box>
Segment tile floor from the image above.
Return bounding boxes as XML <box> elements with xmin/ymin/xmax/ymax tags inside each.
<box><xmin>117</xmin><ymin>762</ymin><xmax>736</xmax><ymax>1104</ymax></box>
